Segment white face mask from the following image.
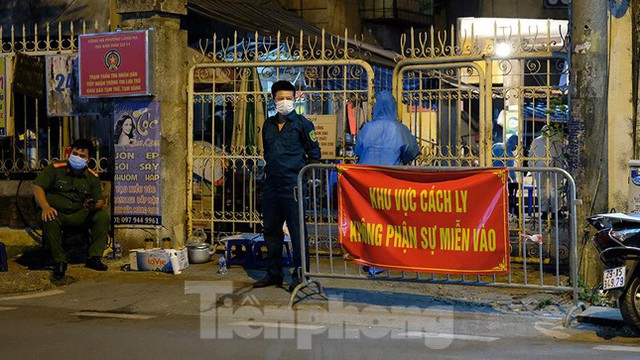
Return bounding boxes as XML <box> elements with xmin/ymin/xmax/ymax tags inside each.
<box><xmin>275</xmin><ymin>99</ymin><xmax>295</xmax><ymax>116</ymax></box>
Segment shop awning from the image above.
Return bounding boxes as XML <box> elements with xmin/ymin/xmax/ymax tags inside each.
<box><xmin>0</xmin><ymin>0</ymin><xmax>110</xmax><ymax>34</ymax></box>
<box><xmin>187</xmin><ymin>0</ymin><xmax>397</xmax><ymax>67</ymax></box>
<box><xmin>188</xmin><ymin>0</ymin><xmax>319</xmax><ymax>39</ymax></box>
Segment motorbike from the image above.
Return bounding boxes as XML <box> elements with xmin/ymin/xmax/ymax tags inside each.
<box><xmin>588</xmin><ymin>213</ymin><xmax>640</xmax><ymax>331</ymax></box>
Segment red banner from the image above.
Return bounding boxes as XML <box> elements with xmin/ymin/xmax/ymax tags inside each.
<box><xmin>337</xmin><ymin>165</ymin><xmax>510</xmax><ymax>274</ymax></box>
<box><xmin>79</xmin><ymin>30</ymin><xmax>152</xmax><ymax>97</ymax></box>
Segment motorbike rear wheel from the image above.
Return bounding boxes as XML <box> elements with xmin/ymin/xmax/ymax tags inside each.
<box><xmin>620</xmin><ymin>275</ymin><xmax>640</xmax><ymax>332</ymax></box>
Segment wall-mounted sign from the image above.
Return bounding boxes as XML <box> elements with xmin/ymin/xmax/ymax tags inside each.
<box><xmin>113</xmin><ymin>100</ymin><xmax>162</xmax><ymax>227</ymax></box>
<box><xmin>13</xmin><ymin>53</ymin><xmax>45</xmax><ymax>99</ymax></box>
<box><xmin>79</xmin><ymin>30</ymin><xmax>154</xmax><ymax>98</ymax></box>
<box><xmin>402</xmin><ymin>105</ymin><xmax>437</xmax><ymax>147</ymax></box>
<box><xmin>307</xmin><ymin>114</ymin><xmax>337</xmax><ymax>159</ymax></box>
<box><xmin>497</xmin><ymin>107</ymin><xmax>519</xmax><ymax>139</ymax></box>
<box><xmin>46</xmin><ymin>54</ymin><xmax>92</xmax><ymax>117</ymax></box>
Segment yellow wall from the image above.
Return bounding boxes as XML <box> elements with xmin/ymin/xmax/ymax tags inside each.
<box><xmin>607</xmin><ymin>9</ymin><xmax>635</xmax><ymax>211</ymax></box>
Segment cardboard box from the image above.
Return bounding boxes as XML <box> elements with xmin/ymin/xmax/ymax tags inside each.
<box><xmin>130</xmin><ymin>248</ymin><xmax>189</xmax><ymax>273</ymax></box>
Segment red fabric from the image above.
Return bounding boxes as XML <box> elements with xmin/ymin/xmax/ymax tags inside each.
<box><xmin>337</xmin><ymin>165</ymin><xmax>510</xmax><ymax>275</ymax></box>
<box><xmin>347</xmin><ymin>102</ymin><xmax>356</xmax><ymax>135</ymax></box>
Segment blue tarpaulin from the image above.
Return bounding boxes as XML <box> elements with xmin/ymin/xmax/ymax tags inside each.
<box><xmin>523</xmin><ymin>102</ymin><xmax>568</xmax><ymax>122</ymax></box>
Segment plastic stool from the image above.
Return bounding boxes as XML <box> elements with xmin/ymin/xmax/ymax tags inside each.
<box><xmin>251</xmin><ymin>235</ymin><xmax>293</xmax><ymax>269</ymax></box>
<box><xmin>222</xmin><ymin>233</ymin><xmax>261</xmax><ymax>268</ymax></box>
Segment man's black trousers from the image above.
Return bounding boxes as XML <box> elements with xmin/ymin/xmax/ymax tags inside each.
<box><xmin>263</xmin><ymin>188</ymin><xmax>309</xmax><ymax>278</ymax></box>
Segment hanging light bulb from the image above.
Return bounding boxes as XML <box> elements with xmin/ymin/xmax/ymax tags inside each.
<box><xmin>496</xmin><ymin>42</ymin><xmax>512</xmax><ymax>57</ymax></box>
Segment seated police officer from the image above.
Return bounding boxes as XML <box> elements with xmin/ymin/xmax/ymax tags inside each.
<box><xmin>33</xmin><ymin>139</ymin><xmax>109</xmax><ymax>279</ymax></box>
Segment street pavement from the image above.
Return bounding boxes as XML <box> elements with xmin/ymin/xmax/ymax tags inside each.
<box><xmin>1</xmin><ymin>261</ymin><xmax>639</xmax><ymax>359</ymax></box>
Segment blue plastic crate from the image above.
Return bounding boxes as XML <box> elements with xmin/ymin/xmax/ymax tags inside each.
<box><xmin>222</xmin><ymin>233</ymin><xmax>261</xmax><ymax>268</ymax></box>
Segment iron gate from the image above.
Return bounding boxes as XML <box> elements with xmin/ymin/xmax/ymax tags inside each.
<box><xmin>391</xmin><ymin>23</ymin><xmax>571</xmax><ymax>267</ymax></box>
<box><xmin>0</xmin><ymin>21</ymin><xmax>111</xmax><ymax>176</ymax></box>
<box><xmin>392</xmin><ymin>24</ymin><xmax>569</xmax><ymax>170</ymax></box>
<box><xmin>187</xmin><ymin>30</ymin><xmax>375</xmax><ymax>240</ymax></box>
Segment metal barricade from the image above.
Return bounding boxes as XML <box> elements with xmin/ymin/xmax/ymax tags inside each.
<box><xmin>291</xmin><ymin>164</ymin><xmax>578</xmax><ymax>306</ymax></box>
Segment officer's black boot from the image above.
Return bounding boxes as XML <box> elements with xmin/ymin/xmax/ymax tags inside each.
<box><xmin>253</xmin><ymin>274</ymin><xmax>283</xmax><ymax>288</ymax></box>
<box><xmin>288</xmin><ymin>267</ymin><xmax>303</xmax><ymax>292</ymax></box>
<box><xmin>52</xmin><ymin>262</ymin><xmax>67</xmax><ymax>280</ymax></box>
<box><xmin>86</xmin><ymin>256</ymin><xmax>108</xmax><ymax>271</ymax></box>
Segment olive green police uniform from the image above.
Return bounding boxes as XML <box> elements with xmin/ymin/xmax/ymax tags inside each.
<box><xmin>34</xmin><ymin>161</ymin><xmax>109</xmax><ymax>263</ymax></box>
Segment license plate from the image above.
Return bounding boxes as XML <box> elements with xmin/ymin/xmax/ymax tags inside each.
<box><xmin>603</xmin><ymin>266</ymin><xmax>626</xmax><ymax>290</ymax></box>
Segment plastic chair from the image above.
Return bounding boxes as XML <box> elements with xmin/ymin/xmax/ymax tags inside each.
<box><xmin>40</xmin><ymin>223</ymin><xmax>92</xmax><ymax>264</ymax></box>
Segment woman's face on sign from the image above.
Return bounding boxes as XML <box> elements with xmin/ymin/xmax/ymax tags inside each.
<box><xmin>123</xmin><ymin>118</ymin><xmax>133</xmax><ymax>135</ymax></box>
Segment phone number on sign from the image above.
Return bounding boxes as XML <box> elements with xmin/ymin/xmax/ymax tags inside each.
<box><xmin>113</xmin><ymin>216</ymin><xmax>161</xmax><ymax>225</ymax></box>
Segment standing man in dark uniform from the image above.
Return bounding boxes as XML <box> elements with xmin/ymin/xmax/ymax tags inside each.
<box><xmin>254</xmin><ymin>80</ymin><xmax>321</xmax><ymax>290</ymax></box>
<box><xmin>33</xmin><ymin>139</ymin><xmax>109</xmax><ymax>279</ymax></box>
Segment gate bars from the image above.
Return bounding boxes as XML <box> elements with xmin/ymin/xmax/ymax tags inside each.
<box><xmin>291</xmin><ymin>164</ymin><xmax>579</xmax><ymax>306</ymax></box>
<box><xmin>187</xmin><ymin>29</ymin><xmax>375</xmax><ymax>240</ymax></box>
